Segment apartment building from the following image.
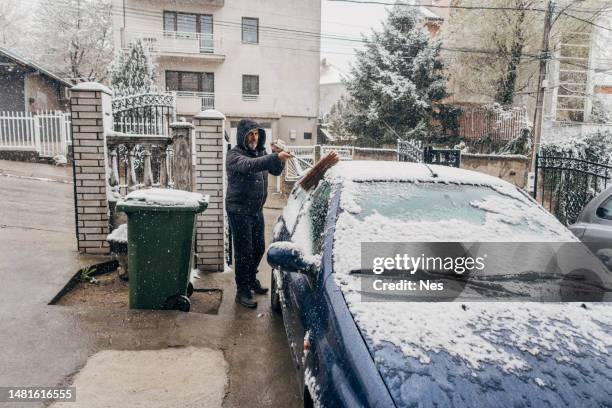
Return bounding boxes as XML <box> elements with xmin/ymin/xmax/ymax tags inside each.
<box><xmin>111</xmin><ymin>0</ymin><xmax>321</xmax><ymax>147</ymax></box>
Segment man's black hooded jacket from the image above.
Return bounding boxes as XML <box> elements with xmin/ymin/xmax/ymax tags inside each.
<box><xmin>225</xmin><ymin>119</ymin><xmax>285</xmax><ymax>215</ymax></box>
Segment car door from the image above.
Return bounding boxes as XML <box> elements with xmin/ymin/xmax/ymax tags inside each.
<box><xmin>284</xmin><ymin>182</ymin><xmax>332</xmax><ymax>385</ymax></box>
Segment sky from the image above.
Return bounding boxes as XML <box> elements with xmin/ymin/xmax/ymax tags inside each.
<box><xmin>321</xmin><ymin>0</ymin><xmax>391</xmax><ymax>73</ymax></box>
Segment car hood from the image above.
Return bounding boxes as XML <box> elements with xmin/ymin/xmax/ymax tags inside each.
<box><xmin>341</xmin><ymin>292</ymin><xmax>612</xmax><ymax>407</ymax></box>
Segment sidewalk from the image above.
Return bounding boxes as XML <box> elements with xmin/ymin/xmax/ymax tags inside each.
<box><xmin>0</xmin><ymin>160</ymin><xmax>300</xmax><ymax>408</ymax></box>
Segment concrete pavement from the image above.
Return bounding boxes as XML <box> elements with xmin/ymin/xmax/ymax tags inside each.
<box><xmin>0</xmin><ymin>160</ymin><xmax>300</xmax><ymax>408</ymax></box>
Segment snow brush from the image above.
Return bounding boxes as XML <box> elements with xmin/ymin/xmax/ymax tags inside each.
<box><xmin>271</xmin><ymin>140</ymin><xmax>340</xmax><ymax>191</ymax></box>
<box><xmin>298</xmin><ymin>151</ymin><xmax>340</xmax><ymax>191</ymax></box>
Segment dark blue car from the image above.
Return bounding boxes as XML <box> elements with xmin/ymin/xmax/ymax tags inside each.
<box><xmin>267</xmin><ymin>161</ymin><xmax>612</xmax><ymax>408</ymax></box>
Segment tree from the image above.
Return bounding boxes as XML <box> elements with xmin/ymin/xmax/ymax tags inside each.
<box><xmin>0</xmin><ymin>0</ymin><xmax>30</xmax><ymax>49</ymax></box>
<box><xmin>445</xmin><ymin>0</ymin><xmax>612</xmax><ymax>109</ymax></box>
<box><xmin>109</xmin><ymin>39</ymin><xmax>159</xmax><ymax>96</ymax></box>
<box><xmin>28</xmin><ymin>0</ymin><xmax>113</xmax><ymax>81</ymax></box>
<box><xmin>338</xmin><ymin>6</ymin><xmax>448</xmax><ymax>146</ymax></box>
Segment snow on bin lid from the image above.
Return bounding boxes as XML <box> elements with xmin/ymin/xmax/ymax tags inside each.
<box><xmin>117</xmin><ymin>188</ymin><xmax>209</xmax><ymax>212</ymax></box>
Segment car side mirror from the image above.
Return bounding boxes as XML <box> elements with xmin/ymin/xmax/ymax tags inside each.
<box><xmin>267</xmin><ymin>241</ymin><xmax>318</xmax><ymax>274</ymax></box>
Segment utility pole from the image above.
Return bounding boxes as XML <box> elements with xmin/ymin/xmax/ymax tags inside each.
<box><xmin>529</xmin><ymin>0</ymin><xmax>555</xmax><ymax>191</ymax></box>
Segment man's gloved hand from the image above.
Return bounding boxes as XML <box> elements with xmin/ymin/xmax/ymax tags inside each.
<box><xmin>271</xmin><ymin>139</ymin><xmax>287</xmax><ymax>153</ymax></box>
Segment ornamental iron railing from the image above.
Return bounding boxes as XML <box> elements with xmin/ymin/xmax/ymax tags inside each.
<box><xmin>534</xmin><ymin>154</ymin><xmax>612</xmax><ymax>225</ymax></box>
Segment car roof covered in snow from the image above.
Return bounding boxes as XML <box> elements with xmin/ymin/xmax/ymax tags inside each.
<box><xmin>325</xmin><ymin>161</ymin><xmax>511</xmax><ymax>187</ymax></box>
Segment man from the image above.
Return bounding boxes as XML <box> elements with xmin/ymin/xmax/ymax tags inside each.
<box><xmin>226</xmin><ymin>119</ymin><xmax>291</xmax><ymax>308</ymax></box>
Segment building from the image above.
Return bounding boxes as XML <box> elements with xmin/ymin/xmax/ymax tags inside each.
<box><xmin>0</xmin><ymin>47</ymin><xmax>71</xmax><ymax>112</ymax></box>
<box><xmin>541</xmin><ymin>9</ymin><xmax>612</xmax><ymax>143</ymax></box>
<box><xmin>111</xmin><ymin>0</ymin><xmax>321</xmax><ymax>148</ymax></box>
<box><xmin>319</xmin><ymin>58</ymin><xmax>348</xmax><ymax>120</ymax></box>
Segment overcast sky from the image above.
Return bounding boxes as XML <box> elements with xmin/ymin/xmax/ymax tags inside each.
<box><xmin>321</xmin><ymin>1</ymin><xmax>390</xmax><ymax>73</ymax></box>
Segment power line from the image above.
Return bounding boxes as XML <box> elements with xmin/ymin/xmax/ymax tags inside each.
<box><xmin>326</xmin><ymin>0</ymin><xmax>548</xmax><ymax>12</ymax></box>
<box><xmin>561</xmin><ymin>10</ymin><xmax>612</xmax><ymax>33</ymax></box>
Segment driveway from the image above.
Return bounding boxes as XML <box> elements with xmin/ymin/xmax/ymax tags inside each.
<box><xmin>0</xmin><ymin>160</ymin><xmax>300</xmax><ymax>408</ymax></box>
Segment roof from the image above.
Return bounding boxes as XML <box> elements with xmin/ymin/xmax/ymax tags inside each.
<box><xmin>325</xmin><ymin>161</ymin><xmax>510</xmax><ymax>187</ymax></box>
<box><xmin>0</xmin><ymin>46</ymin><xmax>72</xmax><ymax>88</ymax></box>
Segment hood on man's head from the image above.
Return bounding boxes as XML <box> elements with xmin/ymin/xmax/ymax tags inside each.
<box><xmin>237</xmin><ymin>118</ymin><xmax>266</xmax><ymax>151</ymax></box>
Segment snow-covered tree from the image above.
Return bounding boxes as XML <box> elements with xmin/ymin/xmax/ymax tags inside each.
<box><xmin>0</xmin><ymin>0</ymin><xmax>30</xmax><ymax>48</ymax></box>
<box><xmin>28</xmin><ymin>0</ymin><xmax>112</xmax><ymax>81</ymax></box>
<box><xmin>339</xmin><ymin>6</ymin><xmax>448</xmax><ymax>146</ymax></box>
<box><xmin>109</xmin><ymin>39</ymin><xmax>159</xmax><ymax>97</ymax></box>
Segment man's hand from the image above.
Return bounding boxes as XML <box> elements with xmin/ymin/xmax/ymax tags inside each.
<box><xmin>278</xmin><ymin>151</ymin><xmax>291</xmax><ymax>162</ymax></box>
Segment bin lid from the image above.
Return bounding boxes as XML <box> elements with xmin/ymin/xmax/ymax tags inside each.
<box><xmin>116</xmin><ymin>188</ymin><xmax>209</xmax><ymax>213</ymax></box>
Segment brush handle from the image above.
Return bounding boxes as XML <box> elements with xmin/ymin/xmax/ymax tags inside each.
<box><xmin>271</xmin><ymin>143</ymin><xmax>312</xmax><ymax>168</ymax></box>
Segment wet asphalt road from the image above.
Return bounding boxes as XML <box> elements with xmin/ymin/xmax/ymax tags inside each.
<box><xmin>0</xmin><ymin>160</ymin><xmax>300</xmax><ymax>408</ymax></box>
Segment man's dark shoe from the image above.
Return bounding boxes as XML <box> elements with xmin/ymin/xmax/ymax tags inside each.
<box><xmin>252</xmin><ymin>279</ymin><xmax>269</xmax><ymax>295</ymax></box>
<box><xmin>235</xmin><ymin>291</ymin><xmax>257</xmax><ymax>309</ymax></box>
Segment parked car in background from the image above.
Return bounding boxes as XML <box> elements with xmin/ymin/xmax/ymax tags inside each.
<box><xmin>268</xmin><ymin>161</ymin><xmax>612</xmax><ymax>408</ymax></box>
<box><xmin>570</xmin><ymin>184</ymin><xmax>612</xmax><ymax>268</ymax></box>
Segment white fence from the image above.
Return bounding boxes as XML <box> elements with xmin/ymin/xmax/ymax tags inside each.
<box><xmin>0</xmin><ymin>111</ymin><xmax>72</xmax><ymax>157</ymax></box>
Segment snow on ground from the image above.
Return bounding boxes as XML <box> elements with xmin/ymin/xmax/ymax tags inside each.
<box><xmin>106</xmin><ymin>223</ymin><xmax>127</xmax><ymax>244</ymax></box>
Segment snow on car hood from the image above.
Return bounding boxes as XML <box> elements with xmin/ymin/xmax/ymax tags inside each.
<box><xmin>331</xmin><ymin>177</ymin><xmax>611</xmax><ymax>406</ymax></box>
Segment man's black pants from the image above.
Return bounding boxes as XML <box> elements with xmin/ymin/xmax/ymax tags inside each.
<box><xmin>228</xmin><ymin>211</ymin><xmax>265</xmax><ymax>295</ymax></box>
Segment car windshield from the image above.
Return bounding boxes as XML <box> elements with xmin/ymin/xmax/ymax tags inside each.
<box><xmin>333</xmin><ymin>181</ymin><xmax>612</xmax><ymax>301</ymax></box>
<box><xmin>350</xmin><ymin>181</ymin><xmax>550</xmax><ymax>231</ymax></box>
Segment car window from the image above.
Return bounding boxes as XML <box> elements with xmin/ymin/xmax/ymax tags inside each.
<box><xmin>596</xmin><ymin>196</ymin><xmax>612</xmax><ymax>220</ymax></box>
<box><xmin>291</xmin><ymin>182</ymin><xmax>331</xmax><ymax>257</ymax></box>
<box><xmin>309</xmin><ymin>182</ymin><xmax>332</xmax><ymax>254</ymax></box>
<box><xmin>349</xmin><ymin>181</ymin><xmax>564</xmax><ymax>235</ymax></box>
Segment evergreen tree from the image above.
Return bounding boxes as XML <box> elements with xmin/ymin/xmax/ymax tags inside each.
<box><xmin>109</xmin><ymin>38</ymin><xmax>158</xmax><ymax>97</ymax></box>
<box><xmin>340</xmin><ymin>5</ymin><xmax>448</xmax><ymax>146</ymax></box>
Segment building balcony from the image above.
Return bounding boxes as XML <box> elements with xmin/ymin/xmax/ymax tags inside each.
<box><xmin>171</xmin><ymin>91</ymin><xmax>215</xmax><ymax>115</ymax></box>
<box><xmin>124</xmin><ymin>30</ymin><xmax>225</xmax><ymax>62</ymax></box>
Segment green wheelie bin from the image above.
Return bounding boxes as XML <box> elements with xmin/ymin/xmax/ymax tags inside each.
<box><xmin>115</xmin><ymin>188</ymin><xmax>209</xmax><ymax>312</ymax></box>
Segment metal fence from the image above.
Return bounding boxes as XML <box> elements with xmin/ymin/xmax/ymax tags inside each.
<box><xmin>112</xmin><ymin>93</ymin><xmax>176</xmax><ymax>137</ymax></box>
<box><xmin>423</xmin><ymin>146</ymin><xmax>462</xmax><ymax>168</ymax></box>
<box><xmin>0</xmin><ymin>111</ymin><xmax>72</xmax><ymax>157</ymax></box>
<box><xmin>459</xmin><ymin>105</ymin><xmax>528</xmax><ymax>142</ymax></box>
<box><xmin>534</xmin><ymin>154</ymin><xmax>612</xmax><ymax>225</ymax></box>
<box><xmin>397</xmin><ymin>138</ymin><xmax>423</xmax><ymax>163</ymax></box>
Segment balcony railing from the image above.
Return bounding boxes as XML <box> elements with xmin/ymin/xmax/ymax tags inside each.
<box><xmin>125</xmin><ymin>30</ymin><xmax>221</xmax><ymax>55</ymax></box>
<box><xmin>174</xmin><ymin>91</ymin><xmax>215</xmax><ymax>110</ymax></box>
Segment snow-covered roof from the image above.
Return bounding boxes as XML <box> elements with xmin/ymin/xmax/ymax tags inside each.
<box><xmin>0</xmin><ymin>46</ymin><xmax>72</xmax><ymax>88</ymax></box>
<box><xmin>325</xmin><ymin>161</ymin><xmax>510</xmax><ymax>187</ymax></box>
<box><xmin>417</xmin><ymin>5</ymin><xmax>443</xmax><ymax>21</ymax></box>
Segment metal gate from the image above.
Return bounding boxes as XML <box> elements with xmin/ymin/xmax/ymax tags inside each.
<box><xmin>423</xmin><ymin>146</ymin><xmax>461</xmax><ymax>168</ymax></box>
<box><xmin>534</xmin><ymin>154</ymin><xmax>612</xmax><ymax>225</ymax></box>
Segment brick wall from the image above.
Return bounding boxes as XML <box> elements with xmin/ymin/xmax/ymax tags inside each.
<box><xmin>193</xmin><ymin>110</ymin><xmax>226</xmax><ymax>272</ymax></box>
<box><xmin>70</xmin><ymin>83</ymin><xmax>112</xmax><ymax>255</ymax></box>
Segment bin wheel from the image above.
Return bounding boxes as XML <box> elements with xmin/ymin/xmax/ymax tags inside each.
<box><xmin>187</xmin><ymin>282</ymin><xmax>194</xmax><ymax>298</ymax></box>
<box><xmin>164</xmin><ymin>294</ymin><xmax>191</xmax><ymax>312</ymax></box>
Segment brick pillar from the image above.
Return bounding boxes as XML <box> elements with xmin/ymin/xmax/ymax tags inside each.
<box><xmin>170</xmin><ymin>121</ymin><xmax>196</xmax><ymax>192</ymax></box>
<box><xmin>70</xmin><ymin>82</ymin><xmax>113</xmax><ymax>255</ymax></box>
<box><xmin>193</xmin><ymin>109</ymin><xmax>225</xmax><ymax>272</ymax></box>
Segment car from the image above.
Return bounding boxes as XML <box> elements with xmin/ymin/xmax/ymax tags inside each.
<box><xmin>570</xmin><ymin>183</ymin><xmax>612</xmax><ymax>268</ymax></box>
<box><xmin>267</xmin><ymin>161</ymin><xmax>612</xmax><ymax>408</ymax></box>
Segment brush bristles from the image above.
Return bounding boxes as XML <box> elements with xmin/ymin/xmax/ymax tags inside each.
<box><xmin>299</xmin><ymin>151</ymin><xmax>340</xmax><ymax>191</ymax></box>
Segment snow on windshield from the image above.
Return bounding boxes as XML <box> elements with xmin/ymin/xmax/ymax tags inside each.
<box><xmin>329</xmin><ymin>179</ymin><xmax>611</xmax><ymax>395</ymax></box>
